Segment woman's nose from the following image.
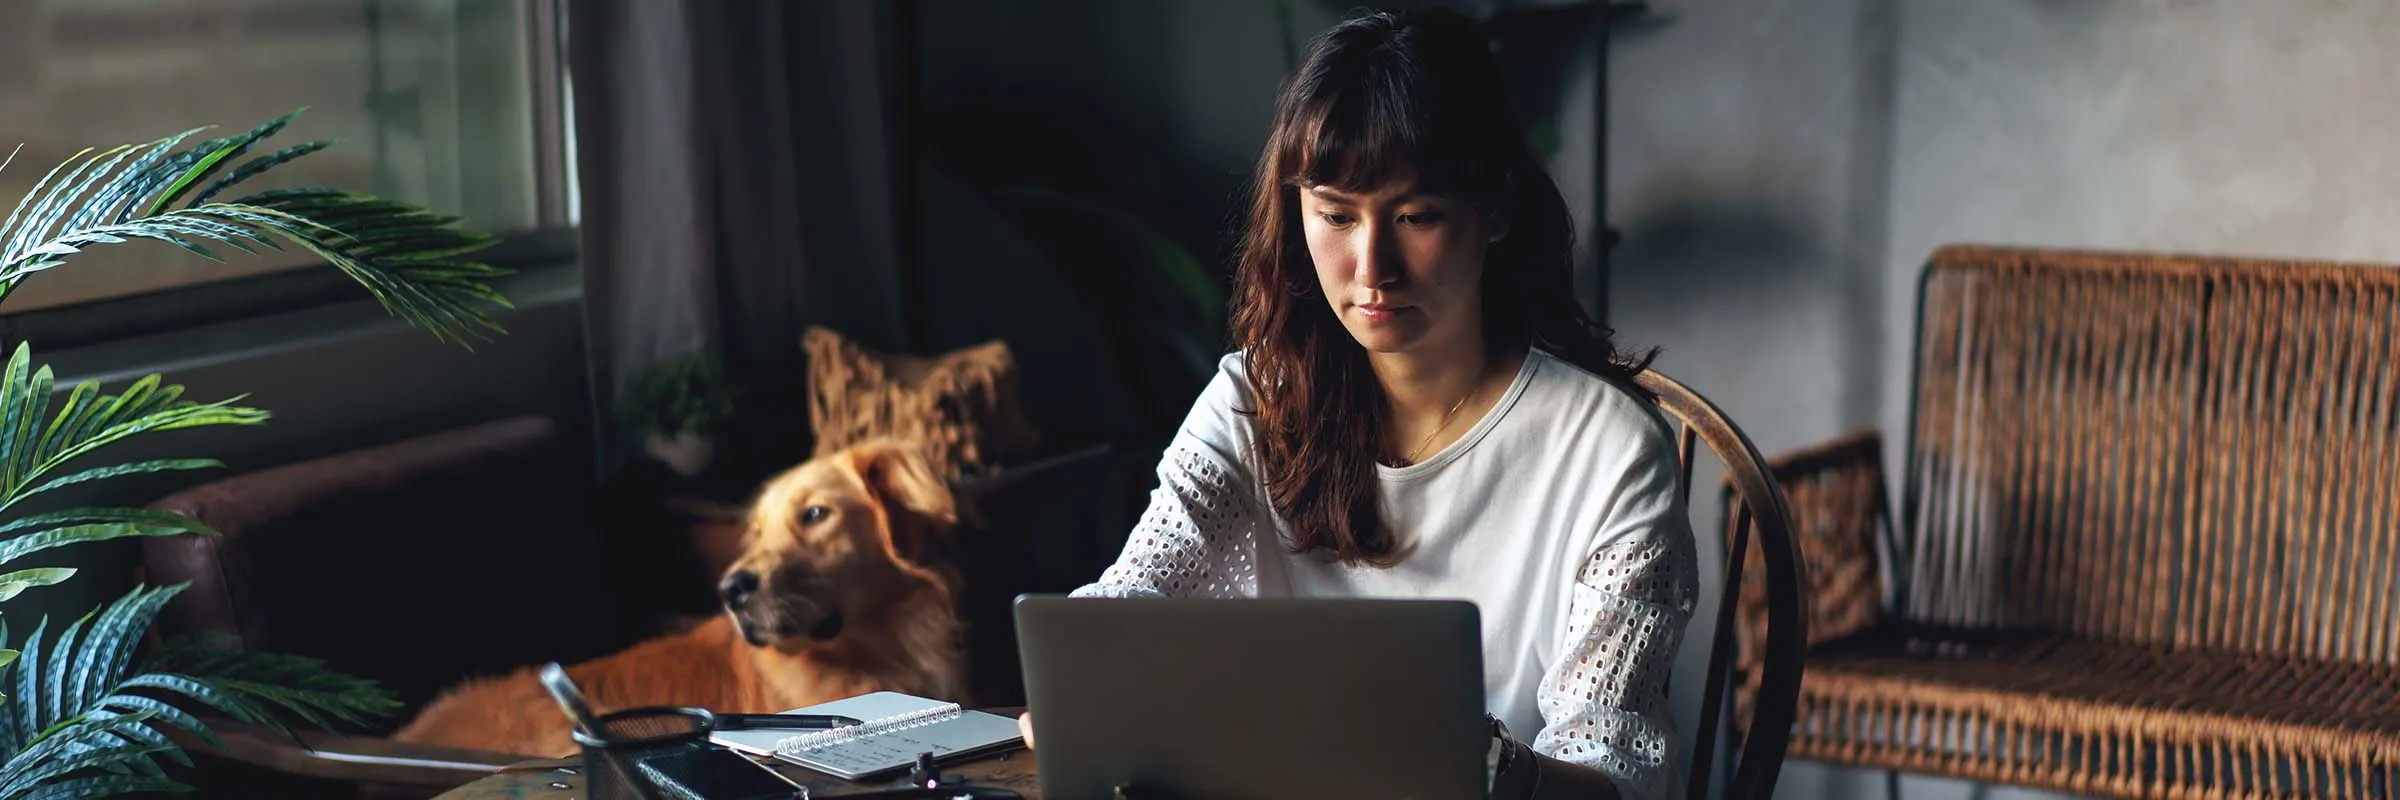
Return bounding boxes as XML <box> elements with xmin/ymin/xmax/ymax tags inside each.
<box><xmin>1355</xmin><ymin>224</ymin><xmax>1401</xmax><ymax>288</ymax></box>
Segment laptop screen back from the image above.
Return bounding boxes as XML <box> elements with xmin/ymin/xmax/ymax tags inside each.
<box><xmin>1014</xmin><ymin>595</ymin><xmax>1489</xmax><ymax>800</ymax></box>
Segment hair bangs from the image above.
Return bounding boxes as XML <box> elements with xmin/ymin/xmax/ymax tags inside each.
<box><xmin>1277</xmin><ymin>52</ymin><xmax>1488</xmax><ymax>197</ymax></box>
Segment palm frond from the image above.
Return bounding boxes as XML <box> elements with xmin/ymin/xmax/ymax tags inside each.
<box><xmin>0</xmin><ymin>109</ymin><xmax>512</xmax><ymax>345</ymax></box>
<box><xmin>0</xmin><ymin>710</ymin><xmax>166</xmax><ymax>799</ymax></box>
<box><xmin>15</xmin><ymin>460</ymin><xmax>221</xmax><ymax>507</ymax></box>
<box><xmin>139</xmin><ymin>636</ymin><xmax>397</xmax><ymax>735</ymax></box>
<box><xmin>9</xmin><ymin>617</ymin><xmax>48</xmax><ymax>753</ymax></box>
<box><xmin>0</xmin><ymin>525</ymin><xmax>198</xmax><ymax>574</ymax></box>
<box><xmin>22</xmin><ymin>774</ymin><xmax>189</xmax><ymax>799</ymax></box>
<box><xmin>187</xmin><ymin>140</ymin><xmax>329</xmax><ymax>208</ymax></box>
<box><xmin>0</xmin><ymin>570</ymin><xmax>72</xmax><ymax>604</ymax></box>
<box><xmin>0</xmin><ymin>509</ymin><xmax>212</xmax><ymax>540</ymax></box>
<box><xmin>0</xmin><ymin>587</ymin><xmax>398</xmax><ymax>793</ymax></box>
<box><xmin>0</xmin><ymin>586</ymin><xmax>398</xmax><ymax>795</ymax></box>
<box><xmin>0</xmin><ymin>342</ymin><xmax>267</xmax><ymax>516</ymax></box>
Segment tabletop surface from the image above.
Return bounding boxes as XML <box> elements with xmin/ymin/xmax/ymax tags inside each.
<box><xmin>434</xmin><ymin>751</ymin><xmax>1040</xmax><ymax>799</ymax></box>
<box><xmin>431</xmin><ymin>710</ymin><xmax>1040</xmax><ymax>799</ymax></box>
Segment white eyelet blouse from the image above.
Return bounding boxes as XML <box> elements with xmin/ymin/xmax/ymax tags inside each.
<box><xmin>1071</xmin><ymin>350</ymin><xmax>1700</xmax><ymax>799</ymax></box>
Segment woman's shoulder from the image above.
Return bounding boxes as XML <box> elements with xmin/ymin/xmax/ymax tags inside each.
<box><xmin>1200</xmin><ymin>350</ymin><xmax>1258</xmax><ymax>413</ymax></box>
<box><xmin>1165</xmin><ymin>351</ymin><xmax>1261</xmax><ymax>460</ymax></box>
<box><xmin>1520</xmin><ymin>348</ymin><xmax>1679</xmax><ymax>455</ymax></box>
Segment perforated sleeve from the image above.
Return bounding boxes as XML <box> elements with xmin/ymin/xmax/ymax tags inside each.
<box><xmin>1531</xmin><ymin>432</ymin><xmax>1700</xmax><ymax>799</ymax></box>
<box><xmin>1069</xmin><ymin>440</ymin><xmax>1264</xmax><ymax>599</ymax></box>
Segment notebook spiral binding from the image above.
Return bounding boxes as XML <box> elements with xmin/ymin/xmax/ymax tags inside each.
<box><xmin>771</xmin><ymin>702</ymin><xmax>965</xmax><ymax>754</ymax></box>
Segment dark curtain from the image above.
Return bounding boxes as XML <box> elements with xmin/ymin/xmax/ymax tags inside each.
<box><xmin>569</xmin><ymin>0</ymin><xmax>907</xmax><ymax>479</ymax></box>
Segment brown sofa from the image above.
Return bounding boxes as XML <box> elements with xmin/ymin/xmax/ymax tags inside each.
<box><xmin>140</xmin><ymin>414</ymin><xmax>665</xmax><ymax>798</ymax></box>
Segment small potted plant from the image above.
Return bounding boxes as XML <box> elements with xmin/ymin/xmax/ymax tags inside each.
<box><xmin>623</xmin><ymin>352</ymin><xmax>737</xmax><ymax>477</ymax></box>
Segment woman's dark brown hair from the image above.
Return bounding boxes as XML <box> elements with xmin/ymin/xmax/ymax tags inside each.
<box><xmin>1229</xmin><ymin>8</ymin><xmax>1654</xmax><ymax>566</ymax></box>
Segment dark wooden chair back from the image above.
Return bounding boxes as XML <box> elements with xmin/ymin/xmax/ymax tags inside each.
<box><xmin>1634</xmin><ymin>370</ymin><xmax>1808</xmax><ymax>799</ymax></box>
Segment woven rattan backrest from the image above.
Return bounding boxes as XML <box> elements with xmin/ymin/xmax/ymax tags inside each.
<box><xmin>1903</xmin><ymin>245</ymin><xmax>2400</xmax><ymax>662</ymax></box>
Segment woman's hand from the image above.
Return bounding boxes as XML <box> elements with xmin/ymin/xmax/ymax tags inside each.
<box><xmin>1017</xmin><ymin>712</ymin><xmax>1036</xmax><ymax>750</ymax></box>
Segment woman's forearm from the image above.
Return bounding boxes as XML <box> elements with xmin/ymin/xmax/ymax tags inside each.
<box><xmin>1523</xmin><ymin>749</ymin><xmax>1624</xmax><ymax>800</ymax></box>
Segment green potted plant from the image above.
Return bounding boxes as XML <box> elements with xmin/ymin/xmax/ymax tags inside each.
<box><xmin>0</xmin><ymin>109</ymin><xmax>510</xmax><ymax>795</ymax></box>
<box><xmin>622</xmin><ymin>352</ymin><xmax>736</xmax><ymax>477</ymax></box>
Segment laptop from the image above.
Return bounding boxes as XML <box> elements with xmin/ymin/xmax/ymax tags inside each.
<box><xmin>1013</xmin><ymin>595</ymin><xmax>1490</xmax><ymax>800</ymax></box>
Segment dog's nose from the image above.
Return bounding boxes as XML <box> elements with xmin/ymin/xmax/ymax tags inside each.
<box><xmin>718</xmin><ymin>570</ymin><xmax>759</xmax><ymax>609</ymax></box>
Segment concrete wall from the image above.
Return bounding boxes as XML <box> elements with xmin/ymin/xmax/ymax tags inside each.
<box><xmin>1880</xmin><ymin>0</ymin><xmax>2400</xmax><ymax>453</ymax></box>
<box><xmin>1605</xmin><ymin>0</ymin><xmax>1898</xmax><ymax>794</ymax></box>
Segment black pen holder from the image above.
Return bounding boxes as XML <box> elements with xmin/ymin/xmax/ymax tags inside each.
<box><xmin>569</xmin><ymin>706</ymin><xmax>718</xmax><ymax>800</ymax></box>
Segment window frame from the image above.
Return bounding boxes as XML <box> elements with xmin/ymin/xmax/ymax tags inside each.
<box><xmin>2</xmin><ymin>0</ymin><xmax>579</xmax><ymax>352</ymax></box>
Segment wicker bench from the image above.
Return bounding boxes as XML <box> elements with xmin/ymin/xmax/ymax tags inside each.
<box><xmin>1740</xmin><ymin>245</ymin><xmax>2400</xmax><ymax>799</ymax></box>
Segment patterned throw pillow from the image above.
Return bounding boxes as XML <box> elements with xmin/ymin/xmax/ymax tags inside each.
<box><xmin>802</xmin><ymin>326</ymin><xmax>1042</xmax><ymax>481</ymax></box>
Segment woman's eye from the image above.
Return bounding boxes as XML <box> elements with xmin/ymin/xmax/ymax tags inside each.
<box><xmin>1399</xmin><ymin>212</ymin><xmax>1445</xmax><ymax>227</ymax></box>
<box><xmin>800</xmin><ymin>505</ymin><xmax>831</xmax><ymax>525</ymax></box>
<box><xmin>1320</xmin><ymin>212</ymin><xmax>1355</xmax><ymax>227</ymax></box>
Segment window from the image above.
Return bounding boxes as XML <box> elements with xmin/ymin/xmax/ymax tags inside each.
<box><xmin>0</xmin><ymin>0</ymin><xmax>571</xmax><ymax>315</ymax></box>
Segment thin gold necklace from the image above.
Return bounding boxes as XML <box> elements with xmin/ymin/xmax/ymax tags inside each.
<box><xmin>1395</xmin><ymin>363</ymin><xmax>1489</xmax><ymax>466</ymax></box>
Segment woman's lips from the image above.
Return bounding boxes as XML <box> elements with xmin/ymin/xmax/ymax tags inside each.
<box><xmin>1358</xmin><ymin>303</ymin><xmax>1408</xmax><ymax>323</ymax></box>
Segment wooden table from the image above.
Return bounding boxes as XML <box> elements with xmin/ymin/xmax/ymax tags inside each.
<box><xmin>432</xmin><ymin>751</ymin><xmax>1038</xmax><ymax>799</ymax></box>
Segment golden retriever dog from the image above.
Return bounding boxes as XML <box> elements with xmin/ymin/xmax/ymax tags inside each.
<box><xmin>393</xmin><ymin>439</ymin><xmax>969</xmax><ymax>757</ymax></box>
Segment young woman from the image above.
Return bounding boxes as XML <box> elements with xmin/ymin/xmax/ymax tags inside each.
<box><xmin>1026</xmin><ymin>9</ymin><xmax>1696</xmax><ymax>799</ymax></box>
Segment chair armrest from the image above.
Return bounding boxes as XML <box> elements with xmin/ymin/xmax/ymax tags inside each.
<box><xmin>171</xmin><ymin>718</ymin><xmax>520</xmax><ymax>790</ymax></box>
<box><xmin>1753</xmin><ymin>429</ymin><xmax>1897</xmax><ymax>646</ymax></box>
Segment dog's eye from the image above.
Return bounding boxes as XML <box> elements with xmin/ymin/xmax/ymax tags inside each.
<box><xmin>800</xmin><ymin>505</ymin><xmax>832</xmax><ymax>525</ymax></box>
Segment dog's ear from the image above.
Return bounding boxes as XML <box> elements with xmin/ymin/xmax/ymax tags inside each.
<box><xmin>849</xmin><ymin>439</ymin><xmax>958</xmax><ymax>561</ymax></box>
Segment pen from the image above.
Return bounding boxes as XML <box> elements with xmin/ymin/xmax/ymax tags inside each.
<box><xmin>712</xmin><ymin>713</ymin><xmax>866</xmax><ymax>731</ymax></box>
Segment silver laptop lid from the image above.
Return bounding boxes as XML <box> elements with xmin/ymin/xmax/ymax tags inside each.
<box><xmin>1014</xmin><ymin>595</ymin><xmax>1489</xmax><ymax>800</ymax></box>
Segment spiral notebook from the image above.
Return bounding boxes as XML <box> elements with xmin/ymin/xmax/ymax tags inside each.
<box><xmin>707</xmin><ymin>691</ymin><xmax>1024</xmax><ymax>781</ymax></box>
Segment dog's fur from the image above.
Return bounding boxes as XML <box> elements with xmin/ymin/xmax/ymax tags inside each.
<box><xmin>393</xmin><ymin>439</ymin><xmax>969</xmax><ymax>757</ymax></box>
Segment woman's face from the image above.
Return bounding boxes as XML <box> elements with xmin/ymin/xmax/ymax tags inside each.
<box><xmin>1298</xmin><ymin>170</ymin><xmax>1497</xmax><ymax>358</ymax></box>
